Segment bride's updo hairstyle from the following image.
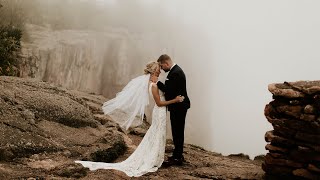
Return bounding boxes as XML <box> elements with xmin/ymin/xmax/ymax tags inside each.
<box><xmin>144</xmin><ymin>62</ymin><xmax>158</xmax><ymax>75</ymax></box>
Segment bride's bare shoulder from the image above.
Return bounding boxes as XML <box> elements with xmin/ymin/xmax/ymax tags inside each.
<box><xmin>150</xmin><ymin>83</ymin><xmax>159</xmax><ymax>91</ymax></box>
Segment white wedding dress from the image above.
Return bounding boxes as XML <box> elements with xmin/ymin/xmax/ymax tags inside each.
<box><xmin>75</xmin><ymin>83</ymin><xmax>167</xmax><ymax>177</ymax></box>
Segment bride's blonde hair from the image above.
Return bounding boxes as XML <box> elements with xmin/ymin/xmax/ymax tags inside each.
<box><xmin>144</xmin><ymin>61</ymin><xmax>159</xmax><ymax>75</ymax></box>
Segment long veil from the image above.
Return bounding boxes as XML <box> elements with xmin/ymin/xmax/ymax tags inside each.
<box><xmin>102</xmin><ymin>74</ymin><xmax>150</xmax><ymax>130</ymax></box>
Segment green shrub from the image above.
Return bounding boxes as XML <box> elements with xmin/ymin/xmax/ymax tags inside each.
<box><xmin>0</xmin><ymin>26</ymin><xmax>22</xmax><ymax>76</ymax></box>
<box><xmin>90</xmin><ymin>141</ymin><xmax>128</xmax><ymax>163</ymax></box>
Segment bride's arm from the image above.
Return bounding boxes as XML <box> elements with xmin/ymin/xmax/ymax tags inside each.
<box><xmin>152</xmin><ymin>83</ymin><xmax>182</xmax><ymax>107</ymax></box>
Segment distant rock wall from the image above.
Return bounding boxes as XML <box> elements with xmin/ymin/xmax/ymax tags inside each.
<box><xmin>19</xmin><ymin>24</ymin><xmax>146</xmax><ymax>98</ymax></box>
<box><xmin>264</xmin><ymin>81</ymin><xmax>320</xmax><ymax>179</ymax></box>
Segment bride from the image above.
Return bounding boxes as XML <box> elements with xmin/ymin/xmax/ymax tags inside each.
<box><xmin>75</xmin><ymin>62</ymin><xmax>184</xmax><ymax>177</ymax></box>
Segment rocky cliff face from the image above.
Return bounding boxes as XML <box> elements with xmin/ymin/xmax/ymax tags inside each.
<box><xmin>0</xmin><ymin>76</ymin><xmax>264</xmax><ymax>179</ymax></box>
<box><xmin>19</xmin><ymin>24</ymin><xmax>146</xmax><ymax>98</ymax></box>
<box><xmin>264</xmin><ymin>81</ymin><xmax>320</xmax><ymax>179</ymax></box>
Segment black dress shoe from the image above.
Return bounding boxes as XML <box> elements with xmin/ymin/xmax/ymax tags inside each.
<box><xmin>167</xmin><ymin>156</ymin><xmax>175</xmax><ymax>161</ymax></box>
<box><xmin>168</xmin><ymin>156</ymin><xmax>186</xmax><ymax>162</ymax></box>
<box><xmin>162</xmin><ymin>158</ymin><xmax>183</xmax><ymax>167</ymax></box>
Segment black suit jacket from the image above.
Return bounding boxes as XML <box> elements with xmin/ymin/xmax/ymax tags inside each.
<box><xmin>157</xmin><ymin>65</ymin><xmax>190</xmax><ymax>111</ymax></box>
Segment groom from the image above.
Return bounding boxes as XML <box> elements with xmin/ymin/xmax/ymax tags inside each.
<box><xmin>155</xmin><ymin>54</ymin><xmax>190</xmax><ymax>166</ymax></box>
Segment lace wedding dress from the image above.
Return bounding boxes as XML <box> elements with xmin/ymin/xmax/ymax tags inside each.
<box><xmin>75</xmin><ymin>83</ymin><xmax>167</xmax><ymax>177</ymax></box>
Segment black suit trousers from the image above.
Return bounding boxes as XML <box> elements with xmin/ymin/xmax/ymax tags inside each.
<box><xmin>170</xmin><ymin>108</ymin><xmax>188</xmax><ymax>159</ymax></box>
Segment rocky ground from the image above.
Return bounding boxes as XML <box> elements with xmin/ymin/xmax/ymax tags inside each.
<box><xmin>0</xmin><ymin>76</ymin><xmax>265</xmax><ymax>179</ymax></box>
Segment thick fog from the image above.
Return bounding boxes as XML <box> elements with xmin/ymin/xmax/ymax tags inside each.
<box><xmin>6</xmin><ymin>0</ymin><xmax>320</xmax><ymax>158</ymax></box>
<box><xmin>97</xmin><ymin>0</ymin><xmax>320</xmax><ymax>158</ymax></box>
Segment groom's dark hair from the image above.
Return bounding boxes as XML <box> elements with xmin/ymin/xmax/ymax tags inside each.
<box><xmin>157</xmin><ymin>54</ymin><xmax>171</xmax><ymax>63</ymax></box>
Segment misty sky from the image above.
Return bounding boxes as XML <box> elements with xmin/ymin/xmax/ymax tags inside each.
<box><xmin>108</xmin><ymin>0</ymin><xmax>320</xmax><ymax>158</ymax></box>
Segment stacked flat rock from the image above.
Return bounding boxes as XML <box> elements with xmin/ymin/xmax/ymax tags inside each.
<box><xmin>264</xmin><ymin>81</ymin><xmax>320</xmax><ymax>180</ymax></box>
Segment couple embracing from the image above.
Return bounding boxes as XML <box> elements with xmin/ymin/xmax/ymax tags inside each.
<box><xmin>76</xmin><ymin>54</ymin><xmax>190</xmax><ymax>177</ymax></box>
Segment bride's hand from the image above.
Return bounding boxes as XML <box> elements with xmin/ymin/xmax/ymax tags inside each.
<box><xmin>175</xmin><ymin>95</ymin><xmax>185</xmax><ymax>103</ymax></box>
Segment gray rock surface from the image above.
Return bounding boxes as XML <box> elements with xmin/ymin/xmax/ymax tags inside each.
<box><xmin>0</xmin><ymin>76</ymin><xmax>127</xmax><ymax>164</ymax></box>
